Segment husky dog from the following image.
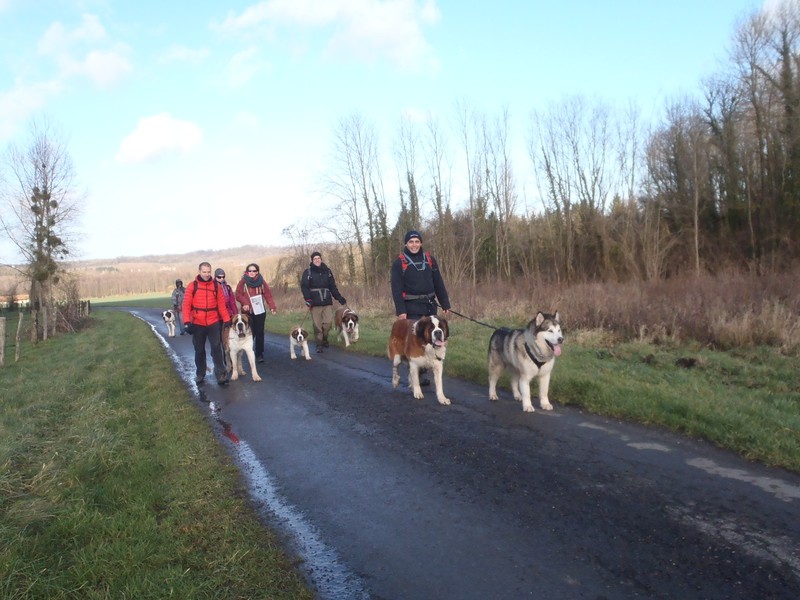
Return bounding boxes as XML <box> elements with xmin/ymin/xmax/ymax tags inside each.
<box><xmin>488</xmin><ymin>311</ymin><xmax>563</xmax><ymax>413</ymax></box>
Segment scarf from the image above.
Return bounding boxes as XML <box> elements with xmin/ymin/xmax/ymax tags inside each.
<box><xmin>244</xmin><ymin>273</ymin><xmax>265</xmax><ymax>288</ymax></box>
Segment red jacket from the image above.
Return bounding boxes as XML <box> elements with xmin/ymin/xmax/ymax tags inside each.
<box><xmin>235</xmin><ymin>276</ymin><xmax>277</xmax><ymax>313</ymax></box>
<box><xmin>182</xmin><ymin>276</ymin><xmax>231</xmax><ymax>327</ymax></box>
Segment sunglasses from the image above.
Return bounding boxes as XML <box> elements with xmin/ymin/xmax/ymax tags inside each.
<box><xmin>215</xmin><ymin>275</ymin><xmax>225</xmax><ymax>279</ymax></box>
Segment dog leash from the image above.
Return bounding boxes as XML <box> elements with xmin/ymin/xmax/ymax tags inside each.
<box><xmin>435</xmin><ymin>302</ymin><xmax>498</xmax><ymax>331</ymax></box>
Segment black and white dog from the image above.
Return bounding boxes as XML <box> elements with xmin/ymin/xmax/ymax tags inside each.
<box><xmin>290</xmin><ymin>326</ymin><xmax>312</xmax><ymax>360</ymax></box>
<box><xmin>162</xmin><ymin>310</ymin><xmax>176</xmax><ymax>337</ymax></box>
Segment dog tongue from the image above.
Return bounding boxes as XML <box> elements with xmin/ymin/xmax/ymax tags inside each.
<box><xmin>553</xmin><ymin>344</ymin><xmax>562</xmax><ymax>357</ymax></box>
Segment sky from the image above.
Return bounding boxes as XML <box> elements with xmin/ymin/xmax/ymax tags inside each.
<box><xmin>0</xmin><ymin>0</ymin><xmax>770</xmax><ymax>261</ymax></box>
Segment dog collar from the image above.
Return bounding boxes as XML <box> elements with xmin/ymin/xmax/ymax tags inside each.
<box><xmin>523</xmin><ymin>342</ymin><xmax>547</xmax><ymax>368</ymax></box>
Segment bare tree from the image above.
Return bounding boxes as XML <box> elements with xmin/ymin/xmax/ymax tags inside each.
<box><xmin>0</xmin><ymin>119</ymin><xmax>82</xmax><ymax>340</ymax></box>
<box><xmin>321</xmin><ymin>113</ymin><xmax>389</xmax><ymax>285</ymax></box>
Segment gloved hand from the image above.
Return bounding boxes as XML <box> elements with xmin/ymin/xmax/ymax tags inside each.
<box><xmin>184</xmin><ymin>323</ymin><xmax>193</xmax><ymax>335</ymax></box>
<box><xmin>339</xmin><ymin>297</ymin><xmax>347</xmax><ymax>305</ymax></box>
<box><xmin>305</xmin><ymin>300</ymin><xmax>312</xmax><ymax>308</ymax></box>
<box><xmin>224</xmin><ymin>320</ymin><xmax>231</xmax><ymax>327</ymax></box>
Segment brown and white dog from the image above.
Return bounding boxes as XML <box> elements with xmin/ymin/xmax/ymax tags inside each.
<box><xmin>162</xmin><ymin>310</ymin><xmax>176</xmax><ymax>337</ymax></box>
<box><xmin>290</xmin><ymin>326</ymin><xmax>312</xmax><ymax>360</ymax></box>
<box><xmin>334</xmin><ymin>307</ymin><xmax>360</xmax><ymax>347</ymax></box>
<box><xmin>227</xmin><ymin>313</ymin><xmax>261</xmax><ymax>381</ymax></box>
<box><xmin>387</xmin><ymin>315</ymin><xmax>450</xmax><ymax>405</ymax></box>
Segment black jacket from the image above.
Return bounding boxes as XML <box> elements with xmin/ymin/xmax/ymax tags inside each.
<box><xmin>390</xmin><ymin>248</ymin><xmax>450</xmax><ymax>317</ymax></box>
<box><xmin>300</xmin><ymin>262</ymin><xmax>345</xmax><ymax>307</ymax></box>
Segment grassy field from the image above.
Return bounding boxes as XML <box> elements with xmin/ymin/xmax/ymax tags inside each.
<box><xmin>0</xmin><ymin>310</ymin><xmax>312</xmax><ymax>599</ymax></box>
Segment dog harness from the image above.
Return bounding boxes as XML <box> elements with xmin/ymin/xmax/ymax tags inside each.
<box><xmin>523</xmin><ymin>341</ymin><xmax>548</xmax><ymax>368</ymax></box>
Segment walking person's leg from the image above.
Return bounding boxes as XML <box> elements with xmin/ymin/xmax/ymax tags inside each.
<box><xmin>311</xmin><ymin>307</ymin><xmax>324</xmax><ymax>352</ymax></box>
<box><xmin>208</xmin><ymin>321</ymin><xmax>228</xmax><ymax>384</ymax></box>
<box><xmin>320</xmin><ymin>305</ymin><xmax>333</xmax><ymax>347</ymax></box>
<box><xmin>252</xmin><ymin>312</ymin><xmax>266</xmax><ymax>361</ymax></box>
<box><xmin>193</xmin><ymin>325</ymin><xmax>208</xmax><ymax>382</ymax></box>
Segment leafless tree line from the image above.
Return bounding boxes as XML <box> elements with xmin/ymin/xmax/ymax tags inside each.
<box><xmin>315</xmin><ymin>1</ymin><xmax>800</xmax><ymax>286</ymax></box>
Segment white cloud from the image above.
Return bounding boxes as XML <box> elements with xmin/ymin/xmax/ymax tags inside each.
<box><xmin>38</xmin><ymin>14</ymin><xmax>106</xmax><ymax>55</ymax></box>
<box><xmin>157</xmin><ymin>44</ymin><xmax>211</xmax><ymax>64</ymax></box>
<box><xmin>37</xmin><ymin>14</ymin><xmax>132</xmax><ymax>89</ymax></box>
<box><xmin>115</xmin><ymin>113</ymin><xmax>204</xmax><ymax>164</ymax></box>
<box><xmin>226</xmin><ymin>46</ymin><xmax>270</xmax><ymax>87</ymax></box>
<box><xmin>217</xmin><ymin>0</ymin><xmax>440</xmax><ymax>71</ymax></box>
<box><xmin>75</xmin><ymin>49</ymin><xmax>132</xmax><ymax>88</ymax></box>
<box><xmin>0</xmin><ymin>80</ymin><xmax>63</xmax><ymax>143</ymax></box>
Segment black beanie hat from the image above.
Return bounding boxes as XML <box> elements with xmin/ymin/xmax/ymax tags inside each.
<box><xmin>311</xmin><ymin>251</ymin><xmax>322</xmax><ymax>260</ymax></box>
<box><xmin>404</xmin><ymin>230</ymin><xmax>422</xmax><ymax>244</ymax></box>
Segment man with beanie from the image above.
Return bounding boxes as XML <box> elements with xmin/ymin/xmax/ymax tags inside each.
<box><xmin>300</xmin><ymin>251</ymin><xmax>347</xmax><ymax>353</ymax></box>
<box><xmin>391</xmin><ymin>230</ymin><xmax>451</xmax><ymax>384</ymax></box>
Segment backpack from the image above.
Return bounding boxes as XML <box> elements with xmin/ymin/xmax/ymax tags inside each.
<box><xmin>399</xmin><ymin>251</ymin><xmax>434</xmax><ymax>272</ymax></box>
<box><xmin>191</xmin><ymin>279</ymin><xmax>220</xmax><ymax>311</ymax></box>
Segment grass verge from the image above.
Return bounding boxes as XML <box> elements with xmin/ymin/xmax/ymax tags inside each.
<box><xmin>265</xmin><ymin>310</ymin><xmax>800</xmax><ymax>473</ymax></box>
<box><xmin>0</xmin><ymin>310</ymin><xmax>312</xmax><ymax>600</ymax></box>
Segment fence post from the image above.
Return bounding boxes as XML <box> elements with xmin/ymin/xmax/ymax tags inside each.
<box><xmin>0</xmin><ymin>317</ymin><xmax>5</xmax><ymax>367</ymax></box>
<box><xmin>16</xmin><ymin>312</ymin><xmax>23</xmax><ymax>362</ymax></box>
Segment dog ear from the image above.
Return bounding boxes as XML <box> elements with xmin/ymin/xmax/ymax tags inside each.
<box><xmin>535</xmin><ymin>312</ymin><xmax>545</xmax><ymax>326</ymax></box>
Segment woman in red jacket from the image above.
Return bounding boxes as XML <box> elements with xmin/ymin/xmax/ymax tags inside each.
<box><xmin>235</xmin><ymin>262</ymin><xmax>277</xmax><ymax>363</ymax></box>
<box><xmin>183</xmin><ymin>261</ymin><xmax>232</xmax><ymax>385</ymax></box>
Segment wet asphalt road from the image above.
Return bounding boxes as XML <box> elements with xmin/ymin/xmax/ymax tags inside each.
<box><xmin>131</xmin><ymin>308</ymin><xmax>800</xmax><ymax>600</ymax></box>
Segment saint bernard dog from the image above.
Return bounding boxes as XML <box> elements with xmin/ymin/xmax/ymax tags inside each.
<box><xmin>227</xmin><ymin>313</ymin><xmax>261</xmax><ymax>382</ymax></box>
<box><xmin>162</xmin><ymin>310</ymin><xmax>176</xmax><ymax>337</ymax></box>
<box><xmin>334</xmin><ymin>307</ymin><xmax>360</xmax><ymax>347</ymax></box>
<box><xmin>290</xmin><ymin>326</ymin><xmax>312</xmax><ymax>360</ymax></box>
<box><xmin>387</xmin><ymin>315</ymin><xmax>450</xmax><ymax>405</ymax></box>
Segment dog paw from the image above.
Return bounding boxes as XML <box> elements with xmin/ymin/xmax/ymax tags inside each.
<box><xmin>489</xmin><ymin>393</ymin><xmax>499</xmax><ymax>401</ymax></box>
<box><xmin>522</xmin><ymin>404</ymin><xmax>535</xmax><ymax>413</ymax></box>
<box><xmin>230</xmin><ymin>373</ymin><xmax>239</xmax><ymax>381</ymax></box>
<box><xmin>540</xmin><ymin>400</ymin><xmax>553</xmax><ymax>411</ymax></box>
<box><xmin>252</xmin><ymin>375</ymin><xmax>262</xmax><ymax>382</ymax></box>
<box><xmin>290</xmin><ymin>355</ymin><xmax>297</xmax><ymax>360</ymax></box>
<box><xmin>438</xmin><ymin>397</ymin><xmax>451</xmax><ymax>405</ymax></box>
<box><xmin>305</xmin><ymin>356</ymin><xmax>312</xmax><ymax>361</ymax></box>
<box><xmin>413</xmin><ymin>389</ymin><xmax>425</xmax><ymax>400</ymax></box>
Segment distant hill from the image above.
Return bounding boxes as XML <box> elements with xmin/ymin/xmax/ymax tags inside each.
<box><xmin>64</xmin><ymin>244</ymin><xmax>289</xmax><ymax>268</ymax></box>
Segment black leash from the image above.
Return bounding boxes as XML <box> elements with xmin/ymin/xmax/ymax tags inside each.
<box><xmin>436</xmin><ymin>303</ymin><xmax>499</xmax><ymax>331</ymax></box>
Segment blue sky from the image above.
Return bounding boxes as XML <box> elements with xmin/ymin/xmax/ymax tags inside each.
<box><xmin>0</xmin><ymin>0</ymin><xmax>767</xmax><ymax>261</ymax></box>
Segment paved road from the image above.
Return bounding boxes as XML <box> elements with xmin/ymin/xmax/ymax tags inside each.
<box><xmin>132</xmin><ymin>308</ymin><xmax>800</xmax><ymax>599</ymax></box>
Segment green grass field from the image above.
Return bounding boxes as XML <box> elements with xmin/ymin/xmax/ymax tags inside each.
<box><xmin>0</xmin><ymin>310</ymin><xmax>312</xmax><ymax>599</ymax></box>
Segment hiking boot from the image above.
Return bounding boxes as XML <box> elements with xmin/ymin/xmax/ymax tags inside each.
<box><xmin>419</xmin><ymin>376</ymin><xmax>431</xmax><ymax>386</ymax></box>
<box><xmin>195</xmin><ymin>375</ymin><xmax>205</xmax><ymax>384</ymax></box>
<box><xmin>257</xmin><ymin>355</ymin><xmax>264</xmax><ymax>363</ymax></box>
<box><xmin>322</xmin><ymin>338</ymin><xmax>330</xmax><ymax>348</ymax></box>
<box><xmin>316</xmin><ymin>345</ymin><xmax>324</xmax><ymax>353</ymax></box>
<box><xmin>217</xmin><ymin>373</ymin><xmax>229</xmax><ymax>386</ymax></box>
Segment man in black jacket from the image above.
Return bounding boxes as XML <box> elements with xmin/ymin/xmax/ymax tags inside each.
<box><xmin>390</xmin><ymin>230</ymin><xmax>451</xmax><ymax>384</ymax></box>
<box><xmin>300</xmin><ymin>251</ymin><xmax>347</xmax><ymax>353</ymax></box>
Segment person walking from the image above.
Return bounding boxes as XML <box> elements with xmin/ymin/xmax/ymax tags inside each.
<box><xmin>300</xmin><ymin>251</ymin><xmax>347</xmax><ymax>353</ymax></box>
<box><xmin>215</xmin><ymin>268</ymin><xmax>238</xmax><ymax>317</ymax></box>
<box><xmin>390</xmin><ymin>230</ymin><xmax>451</xmax><ymax>384</ymax></box>
<box><xmin>171</xmin><ymin>278</ymin><xmax>186</xmax><ymax>334</ymax></box>
<box><xmin>182</xmin><ymin>262</ymin><xmax>231</xmax><ymax>385</ymax></box>
<box><xmin>215</xmin><ymin>268</ymin><xmax>237</xmax><ymax>368</ymax></box>
<box><xmin>235</xmin><ymin>262</ymin><xmax>277</xmax><ymax>363</ymax></box>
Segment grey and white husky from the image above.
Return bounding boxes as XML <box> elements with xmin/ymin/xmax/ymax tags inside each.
<box><xmin>488</xmin><ymin>311</ymin><xmax>563</xmax><ymax>412</ymax></box>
